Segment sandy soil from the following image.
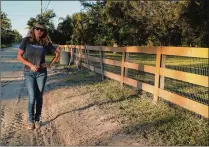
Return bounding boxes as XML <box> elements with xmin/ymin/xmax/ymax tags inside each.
<box><xmin>0</xmin><ymin>67</ymin><xmax>144</xmax><ymax>146</ymax></box>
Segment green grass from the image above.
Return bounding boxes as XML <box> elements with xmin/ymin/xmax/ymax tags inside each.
<box><xmin>45</xmin><ymin>54</ymin><xmax>55</xmax><ymax>63</ymax></box>
<box><xmin>86</xmin><ymin>52</ymin><xmax>208</xmax><ymax>78</ymax></box>
<box><xmin>69</xmin><ymin>69</ymin><xmax>209</xmax><ymax>146</ymax></box>
<box><xmin>66</xmin><ymin>70</ymin><xmax>99</xmax><ymax>83</ymax></box>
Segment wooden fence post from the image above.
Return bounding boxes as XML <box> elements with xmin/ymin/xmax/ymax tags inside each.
<box><xmin>120</xmin><ymin>48</ymin><xmax>126</xmax><ymax>87</ymax></box>
<box><xmin>76</xmin><ymin>46</ymin><xmax>78</xmax><ymax>68</ymax></box>
<box><xmin>124</xmin><ymin>52</ymin><xmax>129</xmax><ymax>77</ymax></box>
<box><xmin>79</xmin><ymin>47</ymin><xmax>82</xmax><ymax>68</ymax></box>
<box><xmin>160</xmin><ymin>53</ymin><xmax>166</xmax><ymax>91</ymax></box>
<box><xmin>73</xmin><ymin>47</ymin><xmax>76</xmax><ymax>66</ymax></box>
<box><xmin>77</xmin><ymin>46</ymin><xmax>83</xmax><ymax>69</ymax></box>
<box><xmin>86</xmin><ymin>46</ymin><xmax>91</xmax><ymax>71</ymax></box>
<box><xmin>99</xmin><ymin>46</ymin><xmax>104</xmax><ymax>81</ymax></box>
<box><xmin>159</xmin><ymin>48</ymin><xmax>171</xmax><ymax>106</ymax></box>
<box><xmin>154</xmin><ymin>47</ymin><xmax>162</xmax><ymax>104</ymax></box>
<box><xmin>69</xmin><ymin>46</ymin><xmax>73</xmax><ymax>66</ymax></box>
<box><xmin>87</xmin><ymin>47</ymin><xmax>91</xmax><ymax>66</ymax></box>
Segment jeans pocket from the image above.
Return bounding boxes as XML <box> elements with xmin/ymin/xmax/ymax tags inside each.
<box><xmin>24</xmin><ymin>69</ymin><xmax>31</xmax><ymax>77</ymax></box>
<box><xmin>38</xmin><ymin>72</ymin><xmax>47</xmax><ymax>79</ymax></box>
<box><xmin>24</xmin><ymin>67</ymin><xmax>30</xmax><ymax>72</ymax></box>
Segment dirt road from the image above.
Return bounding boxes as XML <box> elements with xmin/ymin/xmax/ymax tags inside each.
<box><xmin>1</xmin><ymin>46</ymin><xmax>141</xmax><ymax>146</ymax></box>
<box><xmin>1</xmin><ymin>46</ymin><xmax>64</xmax><ymax>146</ymax></box>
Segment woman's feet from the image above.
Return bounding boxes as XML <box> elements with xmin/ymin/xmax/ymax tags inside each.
<box><xmin>27</xmin><ymin>121</ymin><xmax>41</xmax><ymax>130</ymax></box>
<box><xmin>35</xmin><ymin>121</ymin><xmax>41</xmax><ymax>129</ymax></box>
<box><xmin>27</xmin><ymin>122</ymin><xmax>35</xmax><ymax>130</ymax></box>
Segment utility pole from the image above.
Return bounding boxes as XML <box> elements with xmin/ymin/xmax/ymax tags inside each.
<box><xmin>41</xmin><ymin>0</ymin><xmax>43</xmax><ymax>19</ymax></box>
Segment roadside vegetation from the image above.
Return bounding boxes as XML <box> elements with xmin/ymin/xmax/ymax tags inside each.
<box><xmin>63</xmin><ymin>65</ymin><xmax>209</xmax><ymax>146</ymax></box>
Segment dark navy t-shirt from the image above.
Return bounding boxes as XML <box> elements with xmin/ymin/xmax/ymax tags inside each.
<box><xmin>19</xmin><ymin>37</ymin><xmax>56</xmax><ymax>68</ymax></box>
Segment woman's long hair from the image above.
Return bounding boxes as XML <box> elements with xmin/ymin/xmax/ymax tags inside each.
<box><xmin>27</xmin><ymin>22</ymin><xmax>50</xmax><ymax>46</ymax></box>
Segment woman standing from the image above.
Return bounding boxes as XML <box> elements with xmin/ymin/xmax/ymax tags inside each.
<box><xmin>17</xmin><ymin>22</ymin><xmax>60</xmax><ymax>130</ymax></box>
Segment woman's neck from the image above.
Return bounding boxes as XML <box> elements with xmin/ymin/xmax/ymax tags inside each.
<box><xmin>36</xmin><ymin>37</ymin><xmax>40</xmax><ymax>42</ymax></box>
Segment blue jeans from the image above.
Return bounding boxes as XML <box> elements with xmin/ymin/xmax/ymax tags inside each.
<box><xmin>24</xmin><ymin>68</ymin><xmax>47</xmax><ymax>123</ymax></box>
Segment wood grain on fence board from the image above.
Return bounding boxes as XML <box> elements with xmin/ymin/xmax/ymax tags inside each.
<box><xmin>159</xmin><ymin>89</ymin><xmax>208</xmax><ymax>118</ymax></box>
<box><xmin>124</xmin><ymin>62</ymin><xmax>156</xmax><ymax>74</ymax></box>
<box><xmin>160</xmin><ymin>68</ymin><xmax>208</xmax><ymax>87</ymax></box>
<box><xmin>99</xmin><ymin>47</ymin><xmax>104</xmax><ymax>81</ymax></box>
<box><xmin>126</xmin><ymin>46</ymin><xmax>158</xmax><ymax>54</ymax></box>
<box><xmin>161</xmin><ymin>47</ymin><xmax>208</xmax><ymax>58</ymax></box>
<box><xmin>121</xmin><ymin>51</ymin><xmax>125</xmax><ymax>86</ymax></box>
<box><xmin>154</xmin><ymin>47</ymin><xmax>162</xmax><ymax>103</ymax></box>
<box><xmin>123</xmin><ymin>77</ymin><xmax>155</xmax><ymax>94</ymax></box>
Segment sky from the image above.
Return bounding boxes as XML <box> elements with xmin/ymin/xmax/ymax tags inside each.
<box><xmin>2</xmin><ymin>1</ymin><xmax>83</xmax><ymax>37</ymax></box>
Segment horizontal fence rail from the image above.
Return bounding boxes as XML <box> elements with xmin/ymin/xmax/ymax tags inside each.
<box><xmin>58</xmin><ymin>45</ymin><xmax>209</xmax><ymax>118</ymax></box>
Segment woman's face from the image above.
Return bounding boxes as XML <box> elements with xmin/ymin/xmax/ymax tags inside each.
<box><xmin>34</xmin><ymin>26</ymin><xmax>44</xmax><ymax>39</ymax></box>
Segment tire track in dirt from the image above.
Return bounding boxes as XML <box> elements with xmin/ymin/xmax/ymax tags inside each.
<box><xmin>1</xmin><ymin>87</ymin><xmax>54</xmax><ymax>146</ymax></box>
<box><xmin>42</xmin><ymin>107</ymin><xmax>62</xmax><ymax>146</ymax></box>
<box><xmin>1</xmin><ymin>104</ymin><xmax>6</xmax><ymax>128</ymax></box>
<box><xmin>30</xmin><ymin>131</ymin><xmax>37</xmax><ymax>146</ymax></box>
<box><xmin>0</xmin><ymin>103</ymin><xmax>24</xmax><ymax>145</ymax></box>
<box><xmin>28</xmin><ymin>69</ymin><xmax>63</xmax><ymax>146</ymax></box>
<box><xmin>0</xmin><ymin>60</ymin><xmax>25</xmax><ymax>145</ymax></box>
<box><xmin>8</xmin><ymin>110</ymin><xmax>31</xmax><ymax>146</ymax></box>
<box><xmin>1</xmin><ymin>78</ymin><xmax>41</xmax><ymax>146</ymax></box>
<box><xmin>34</xmin><ymin>128</ymin><xmax>46</xmax><ymax>146</ymax></box>
<box><xmin>1</xmin><ymin>68</ymin><xmax>66</xmax><ymax>146</ymax></box>
<box><xmin>4</xmin><ymin>71</ymin><xmax>32</xmax><ymax>145</ymax></box>
<box><xmin>1</xmin><ymin>48</ymin><xmax>39</xmax><ymax>145</ymax></box>
<box><xmin>41</xmin><ymin>74</ymin><xmax>63</xmax><ymax>146</ymax></box>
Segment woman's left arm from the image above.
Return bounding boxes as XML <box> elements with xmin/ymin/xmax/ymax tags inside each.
<box><xmin>49</xmin><ymin>47</ymin><xmax>60</xmax><ymax>67</ymax></box>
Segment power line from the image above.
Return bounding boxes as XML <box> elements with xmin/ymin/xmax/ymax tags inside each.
<box><xmin>43</xmin><ymin>1</ymin><xmax>48</xmax><ymax>12</ymax></box>
<box><xmin>41</xmin><ymin>0</ymin><xmax>43</xmax><ymax>17</ymax></box>
<box><xmin>44</xmin><ymin>0</ymin><xmax>51</xmax><ymax>13</ymax></box>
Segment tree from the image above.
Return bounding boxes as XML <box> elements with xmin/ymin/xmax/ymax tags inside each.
<box><xmin>24</xmin><ymin>0</ymin><xmax>209</xmax><ymax>47</ymax></box>
<box><xmin>180</xmin><ymin>0</ymin><xmax>209</xmax><ymax>47</ymax></box>
<box><xmin>27</xmin><ymin>9</ymin><xmax>56</xmax><ymax>29</ymax></box>
<box><xmin>1</xmin><ymin>11</ymin><xmax>12</xmax><ymax>32</ymax></box>
<box><xmin>1</xmin><ymin>11</ymin><xmax>22</xmax><ymax>47</ymax></box>
<box><xmin>71</xmin><ymin>12</ymin><xmax>88</xmax><ymax>45</ymax></box>
<box><xmin>12</xmin><ymin>29</ymin><xmax>22</xmax><ymax>43</ymax></box>
<box><xmin>57</xmin><ymin>15</ymin><xmax>73</xmax><ymax>44</ymax></box>
<box><xmin>1</xmin><ymin>11</ymin><xmax>12</xmax><ymax>45</ymax></box>
<box><xmin>79</xmin><ymin>1</ymin><xmax>116</xmax><ymax>45</ymax></box>
<box><xmin>26</xmin><ymin>9</ymin><xmax>59</xmax><ymax>45</ymax></box>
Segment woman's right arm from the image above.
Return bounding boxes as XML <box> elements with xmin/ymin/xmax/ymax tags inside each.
<box><xmin>17</xmin><ymin>50</ymin><xmax>39</xmax><ymax>72</ymax></box>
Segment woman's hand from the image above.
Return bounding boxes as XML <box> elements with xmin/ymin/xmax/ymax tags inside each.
<box><xmin>41</xmin><ymin>63</ymin><xmax>51</xmax><ymax>68</ymax></box>
<box><xmin>17</xmin><ymin>49</ymin><xmax>39</xmax><ymax>72</ymax></box>
<box><xmin>30</xmin><ymin>65</ymin><xmax>39</xmax><ymax>72</ymax></box>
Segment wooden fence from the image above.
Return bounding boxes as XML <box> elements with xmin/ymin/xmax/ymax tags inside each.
<box><xmin>58</xmin><ymin>45</ymin><xmax>208</xmax><ymax>118</ymax></box>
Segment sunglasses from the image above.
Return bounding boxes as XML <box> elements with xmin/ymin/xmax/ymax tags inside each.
<box><xmin>34</xmin><ymin>27</ymin><xmax>44</xmax><ymax>32</ymax></box>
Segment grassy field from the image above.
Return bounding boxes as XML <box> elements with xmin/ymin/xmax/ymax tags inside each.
<box><xmin>88</xmin><ymin>51</ymin><xmax>208</xmax><ymax>75</ymax></box>
<box><xmin>45</xmin><ymin>54</ymin><xmax>55</xmax><ymax>63</ymax></box>
<box><xmin>63</xmin><ymin>66</ymin><xmax>209</xmax><ymax>146</ymax></box>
